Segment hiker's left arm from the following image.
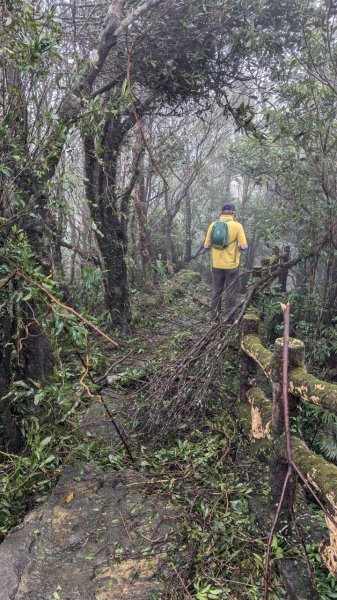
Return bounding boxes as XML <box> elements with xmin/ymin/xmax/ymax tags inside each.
<box><xmin>237</xmin><ymin>225</ymin><xmax>248</xmax><ymax>250</ymax></box>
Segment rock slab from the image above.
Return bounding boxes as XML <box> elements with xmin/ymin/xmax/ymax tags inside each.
<box><xmin>0</xmin><ymin>464</ymin><xmax>177</xmax><ymax>600</ymax></box>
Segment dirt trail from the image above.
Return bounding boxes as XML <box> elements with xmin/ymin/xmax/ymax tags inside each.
<box><xmin>0</xmin><ymin>277</ymin><xmax>208</xmax><ymax>600</ymax></box>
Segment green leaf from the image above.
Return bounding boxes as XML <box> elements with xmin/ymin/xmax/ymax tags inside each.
<box><xmin>40</xmin><ymin>455</ymin><xmax>56</xmax><ymax>466</ymax></box>
<box><xmin>39</xmin><ymin>436</ymin><xmax>52</xmax><ymax>449</ymax></box>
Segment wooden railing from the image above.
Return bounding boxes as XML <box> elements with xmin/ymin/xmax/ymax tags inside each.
<box><xmin>239</xmin><ymin>309</ymin><xmax>337</xmax><ymax>576</ymax></box>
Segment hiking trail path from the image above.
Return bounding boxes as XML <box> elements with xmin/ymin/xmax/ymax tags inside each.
<box><xmin>0</xmin><ymin>311</ymin><xmax>200</xmax><ymax>600</ymax></box>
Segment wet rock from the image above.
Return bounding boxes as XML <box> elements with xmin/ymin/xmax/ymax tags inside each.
<box><xmin>0</xmin><ymin>464</ymin><xmax>178</xmax><ymax>600</ymax></box>
<box><xmin>277</xmin><ymin>558</ymin><xmax>319</xmax><ymax>600</ymax></box>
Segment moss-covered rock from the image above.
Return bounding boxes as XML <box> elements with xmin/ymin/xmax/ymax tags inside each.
<box><xmin>174</xmin><ymin>269</ymin><xmax>202</xmax><ymax>285</ymax></box>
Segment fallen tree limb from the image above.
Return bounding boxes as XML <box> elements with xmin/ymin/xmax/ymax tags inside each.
<box><xmin>141</xmin><ymin>236</ymin><xmax>330</xmax><ymax>440</ymax></box>
<box><xmin>0</xmin><ymin>262</ymin><xmax>119</xmax><ymax>348</ymax></box>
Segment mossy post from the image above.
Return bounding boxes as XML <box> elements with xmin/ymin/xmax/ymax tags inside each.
<box><xmin>269</xmin><ymin>336</ymin><xmax>305</xmax><ymax>520</ymax></box>
<box><xmin>246</xmin><ymin>387</ymin><xmax>272</xmax><ymax>440</ymax></box>
<box><xmin>270</xmin><ymin>247</ymin><xmax>280</xmax><ymax>275</ymax></box>
<box><xmin>289</xmin><ymin>437</ymin><xmax>337</xmax><ymax>576</ymax></box>
<box><xmin>252</xmin><ymin>266</ymin><xmax>263</xmax><ymax>305</ymax></box>
<box><xmin>252</xmin><ymin>266</ymin><xmax>262</xmax><ymax>282</ymax></box>
<box><xmin>278</xmin><ymin>245</ymin><xmax>290</xmax><ymax>293</ymax></box>
<box><xmin>240</xmin><ymin>313</ymin><xmax>260</xmax><ymax>403</ymax></box>
<box><xmin>261</xmin><ymin>258</ymin><xmax>270</xmax><ymax>279</ymax></box>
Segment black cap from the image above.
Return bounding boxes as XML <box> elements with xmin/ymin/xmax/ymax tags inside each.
<box><xmin>222</xmin><ymin>202</ymin><xmax>236</xmax><ymax>212</ymax></box>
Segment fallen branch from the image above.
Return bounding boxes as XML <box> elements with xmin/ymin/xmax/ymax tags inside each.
<box><xmin>72</xmin><ymin>342</ymin><xmax>134</xmax><ymax>462</ymax></box>
<box><xmin>0</xmin><ymin>265</ymin><xmax>119</xmax><ymax>348</ymax></box>
<box><xmin>141</xmin><ymin>237</ymin><xmax>330</xmax><ymax>440</ymax></box>
<box><xmin>95</xmin><ymin>349</ymin><xmax>135</xmax><ymax>383</ymax></box>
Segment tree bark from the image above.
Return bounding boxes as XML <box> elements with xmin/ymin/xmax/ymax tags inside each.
<box><xmin>134</xmin><ymin>150</ymin><xmax>155</xmax><ymax>283</ymax></box>
<box><xmin>0</xmin><ymin>313</ymin><xmax>22</xmax><ymax>454</ymax></box>
<box><xmin>183</xmin><ymin>186</ymin><xmax>192</xmax><ymax>264</ymax></box>
<box><xmin>83</xmin><ymin>116</ymin><xmax>141</xmax><ymax>330</ymax></box>
<box><xmin>164</xmin><ymin>186</ymin><xmax>175</xmax><ymax>274</ymax></box>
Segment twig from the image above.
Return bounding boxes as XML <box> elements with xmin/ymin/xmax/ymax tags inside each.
<box><xmin>71</xmin><ymin>342</ymin><xmax>135</xmax><ymax>462</ymax></box>
<box><xmin>171</xmin><ymin>564</ymin><xmax>193</xmax><ymax>599</ymax></box>
<box><xmin>95</xmin><ymin>349</ymin><xmax>134</xmax><ymax>383</ymax></box>
<box><xmin>118</xmin><ymin>508</ymin><xmax>133</xmax><ymax>543</ymax></box>
<box><xmin>0</xmin><ymin>261</ymin><xmax>119</xmax><ymax>348</ymax></box>
<box><xmin>0</xmin><ymin>270</ymin><xmax>17</xmax><ymax>289</ymax></box>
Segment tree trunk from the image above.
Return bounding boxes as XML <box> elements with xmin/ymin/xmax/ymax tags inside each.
<box><xmin>83</xmin><ymin>116</ymin><xmax>139</xmax><ymax>330</ymax></box>
<box><xmin>223</xmin><ymin>168</ymin><xmax>232</xmax><ymax>198</ymax></box>
<box><xmin>183</xmin><ymin>186</ymin><xmax>192</xmax><ymax>264</ymax></box>
<box><xmin>98</xmin><ymin>224</ymin><xmax>130</xmax><ymax>330</ymax></box>
<box><xmin>134</xmin><ymin>154</ymin><xmax>155</xmax><ymax>284</ymax></box>
<box><xmin>164</xmin><ymin>187</ymin><xmax>174</xmax><ymax>274</ymax></box>
<box><xmin>0</xmin><ymin>313</ymin><xmax>22</xmax><ymax>454</ymax></box>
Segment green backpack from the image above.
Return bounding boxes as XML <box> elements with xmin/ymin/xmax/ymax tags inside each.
<box><xmin>210</xmin><ymin>219</ymin><xmax>232</xmax><ymax>249</ymax></box>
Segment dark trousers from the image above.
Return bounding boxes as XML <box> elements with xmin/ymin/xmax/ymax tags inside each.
<box><xmin>211</xmin><ymin>267</ymin><xmax>239</xmax><ymax>321</ymax></box>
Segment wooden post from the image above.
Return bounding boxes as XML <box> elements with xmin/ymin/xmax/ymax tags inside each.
<box><xmin>252</xmin><ymin>266</ymin><xmax>262</xmax><ymax>282</ymax></box>
<box><xmin>261</xmin><ymin>258</ymin><xmax>270</xmax><ymax>279</ymax></box>
<box><xmin>240</xmin><ymin>313</ymin><xmax>260</xmax><ymax>403</ymax></box>
<box><xmin>278</xmin><ymin>245</ymin><xmax>290</xmax><ymax>293</ymax></box>
<box><xmin>270</xmin><ymin>247</ymin><xmax>280</xmax><ymax>275</ymax></box>
<box><xmin>269</xmin><ymin>336</ymin><xmax>305</xmax><ymax>521</ymax></box>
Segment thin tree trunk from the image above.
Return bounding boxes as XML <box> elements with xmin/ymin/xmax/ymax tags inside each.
<box><xmin>183</xmin><ymin>186</ymin><xmax>192</xmax><ymax>264</ymax></box>
<box><xmin>164</xmin><ymin>186</ymin><xmax>174</xmax><ymax>274</ymax></box>
<box><xmin>133</xmin><ymin>146</ymin><xmax>155</xmax><ymax>282</ymax></box>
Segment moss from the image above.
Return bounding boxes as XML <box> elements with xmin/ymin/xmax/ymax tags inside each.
<box><xmin>174</xmin><ymin>270</ymin><xmax>201</xmax><ymax>285</ymax></box>
<box><xmin>289</xmin><ymin>437</ymin><xmax>337</xmax><ymax>504</ymax></box>
<box><xmin>242</xmin><ymin>333</ymin><xmax>337</xmax><ymax>413</ymax></box>
<box><xmin>236</xmin><ymin>404</ymin><xmax>252</xmax><ymax>438</ymax></box>
<box><xmin>241</xmin><ymin>334</ymin><xmax>273</xmax><ymax>378</ymax></box>
<box><xmin>269</xmin><ymin>254</ymin><xmax>279</xmax><ymax>265</ymax></box>
<box><xmin>242</xmin><ymin>312</ymin><xmax>260</xmax><ymax>322</ymax></box>
<box><xmin>247</xmin><ymin>387</ymin><xmax>272</xmax><ymax>417</ymax></box>
<box><xmin>289</xmin><ymin>368</ymin><xmax>337</xmax><ymax>414</ymax></box>
<box><xmin>274</xmin><ymin>337</ymin><xmax>304</xmax><ymax>349</ymax></box>
<box><xmin>274</xmin><ymin>337</ymin><xmax>305</xmax><ymax>369</ymax></box>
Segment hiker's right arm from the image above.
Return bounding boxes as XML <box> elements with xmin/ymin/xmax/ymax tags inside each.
<box><xmin>204</xmin><ymin>224</ymin><xmax>213</xmax><ymax>249</ymax></box>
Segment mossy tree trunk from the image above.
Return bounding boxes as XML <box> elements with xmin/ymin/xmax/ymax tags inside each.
<box><xmin>0</xmin><ymin>314</ymin><xmax>22</xmax><ymax>453</ymax></box>
<box><xmin>83</xmin><ymin>116</ymin><xmax>141</xmax><ymax>330</ymax></box>
<box><xmin>1</xmin><ymin>58</ymin><xmax>55</xmax><ymax>450</ymax></box>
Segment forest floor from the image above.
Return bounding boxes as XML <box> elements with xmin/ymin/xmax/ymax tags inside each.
<box><xmin>0</xmin><ymin>271</ymin><xmax>334</xmax><ymax>600</ymax></box>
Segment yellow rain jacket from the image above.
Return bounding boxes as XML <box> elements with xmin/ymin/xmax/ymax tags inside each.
<box><xmin>204</xmin><ymin>214</ymin><xmax>247</xmax><ymax>269</ymax></box>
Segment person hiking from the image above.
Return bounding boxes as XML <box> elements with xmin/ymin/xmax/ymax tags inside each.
<box><xmin>204</xmin><ymin>202</ymin><xmax>248</xmax><ymax>324</ymax></box>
